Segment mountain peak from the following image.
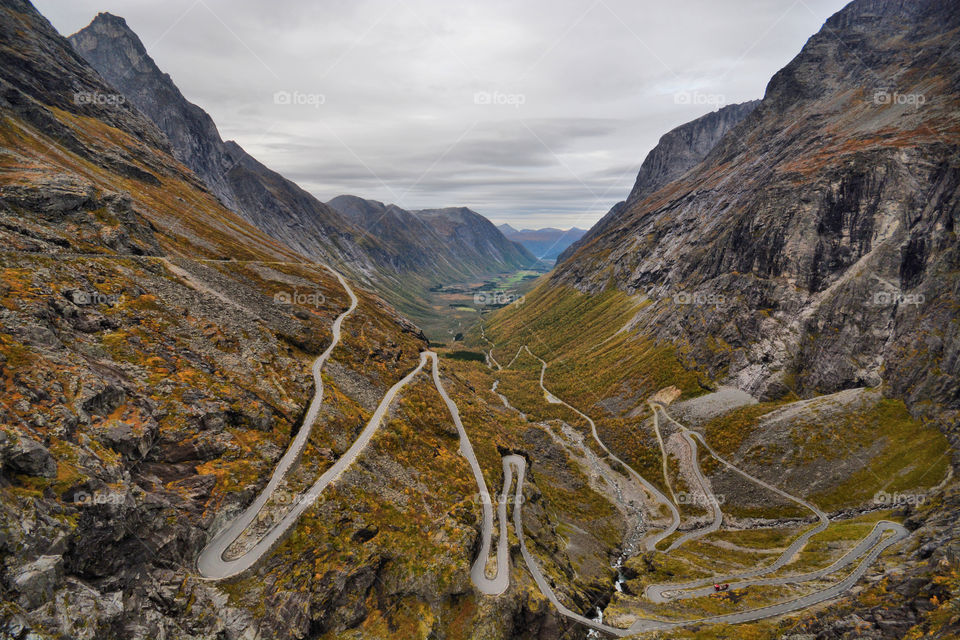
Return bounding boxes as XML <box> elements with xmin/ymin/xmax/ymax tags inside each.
<box><xmin>327</xmin><ymin>195</ymin><xmax>536</xmax><ymax>273</ymax></box>
<box><xmin>329</xmin><ymin>194</ymin><xmax>389</xmax><ymax>213</ymax></box>
<box><xmin>90</xmin><ymin>11</ymin><xmax>129</xmax><ymax>27</ymax></box>
<box><xmin>71</xmin><ymin>11</ymin><xmax>153</xmax><ymax>72</ymax></box>
<box><xmin>625</xmin><ymin>99</ymin><xmax>760</xmax><ymax>205</ymax></box>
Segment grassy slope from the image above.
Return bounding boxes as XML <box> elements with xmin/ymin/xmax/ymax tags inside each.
<box><xmin>473</xmin><ymin>277</ymin><xmax>955</xmax><ymax>637</ymax></box>
<box><xmin>476</xmin><ymin>282</ymin><xmax>708</xmax><ymax>494</ymax></box>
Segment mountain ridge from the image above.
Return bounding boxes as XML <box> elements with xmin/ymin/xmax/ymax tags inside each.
<box><xmin>498</xmin><ymin>225</ymin><xmax>587</xmax><ymax>261</ymax></box>
<box><xmin>67</xmin><ymin>12</ymin><xmax>394</xmax><ymax>278</ymax></box>
<box><xmin>327</xmin><ymin>194</ymin><xmax>537</xmax><ymax>278</ymax></box>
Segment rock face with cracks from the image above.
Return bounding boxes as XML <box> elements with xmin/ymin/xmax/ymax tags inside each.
<box><xmin>555</xmin><ymin>0</ymin><xmax>960</xmax><ymax>419</ymax></box>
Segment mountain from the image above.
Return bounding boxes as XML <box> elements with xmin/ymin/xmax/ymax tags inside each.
<box><xmin>552</xmin><ymin>0</ymin><xmax>960</xmax><ymax>412</ymax></box>
<box><xmin>414</xmin><ymin>206</ymin><xmax>536</xmax><ymax>271</ymax></box>
<box><xmin>67</xmin><ymin>13</ymin><xmax>533</xmax><ymax>331</ymax></box>
<box><xmin>558</xmin><ymin>100</ymin><xmax>759</xmax><ymax>263</ymax></box>
<box><xmin>67</xmin><ymin>12</ymin><xmax>393</xmax><ymax>278</ymax></box>
<box><xmin>0</xmin><ymin>0</ymin><xmax>500</xmax><ymax>636</ymax></box>
<box><xmin>483</xmin><ymin>0</ymin><xmax>959</xmax><ymax>634</ymax></box>
<box><xmin>0</xmin><ymin>2</ymin><xmax>590</xmax><ymax>637</ymax></box>
<box><xmin>328</xmin><ymin>195</ymin><xmax>536</xmax><ymax>277</ymax></box>
<box><xmin>496</xmin><ymin>223</ymin><xmax>519</xmax><ymax>235</ymax></box>
<box><xmin>499</xmin><ymin>225</ymin><xmax>587</xmax><ymax>261</ymax></box>
<box><xmin>4</xmin><ymin>0</ymin><xmax>960</xmax><ymax>638</ymax></box>
<box><xmin>624</xmin><ymin>100</ymin><xmax>761</xmax><ymax>204</ymax></box>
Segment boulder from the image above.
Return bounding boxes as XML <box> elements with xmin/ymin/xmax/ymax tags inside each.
<box><xmin>2</xmin><ymin>434</ymin><xmax>57</xmax><ymax>478</ymax></box>
<box><xmin>12</xmin><ymin>555</ymin><xmax>64</xmax><ymax>609</ymax></box>
<box><xmin>98</xmin><ymin>421</ymin><xmax>154</xmax><ymax>460</ymax></box>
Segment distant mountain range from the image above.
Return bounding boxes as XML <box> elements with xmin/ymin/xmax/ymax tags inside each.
<box><xmin>68</xmin><ymin>12</ymin><xmax>532</xmax><ymax>327</ymax></box>
<box><xmin>327</xmin><ymin>195</ymin><xmax>535</xmax><ymax>279</ymax></box>
<box><xmin>496</xmin><ymin>224</ymin><xmax>586</xmax><ymax>261</ymax></box>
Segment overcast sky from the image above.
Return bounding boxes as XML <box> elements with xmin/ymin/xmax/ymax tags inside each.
<box><xmin>38</xmin><ymin>0</ymin><xmax>849</xmax><ymax>229</ymax></box>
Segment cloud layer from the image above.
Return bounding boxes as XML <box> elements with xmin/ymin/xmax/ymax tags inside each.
<box><xmin>39</xmin><ymin>0</ymin><xmax>849</xmax><ymax>228</ymax></box>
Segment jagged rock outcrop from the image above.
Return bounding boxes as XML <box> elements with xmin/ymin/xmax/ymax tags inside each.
<box><xmin>0</xmin><ymin>0</ymin><xmax>171</xmax><ymax>187</ymax></box>
<box><xmin>626</xmin><ymin>100</ymin><xmax>761</xmax><ymax>204</ymax></box>
<box><xmin>1</xmin><ymin>434</ymin><xmax>56</xmax><ymax>478</ymax></box>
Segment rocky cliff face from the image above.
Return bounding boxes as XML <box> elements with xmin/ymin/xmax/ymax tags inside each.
<box><xmin>68</xmin><ymin>13</ymin><xmax>236</xmax><ymax>209</ymax></box>
<box><xmin>555</xmin><ymin>0</ymin><xmax>960</xmax><ymax>418</ymax></box>
<box><xmin>558</xmin><ymin>100</ymin><xmax>758</xmax><ymax>263</ymax></box>
<box><xmin>483</xmin><ymin>4</ymin><xmax>960</xmax><ymax>633</ymax></box>
<box><xmin>625</xmin><ymin>100</ymin><xmax>761</xmax><ymax>203</ymax></box>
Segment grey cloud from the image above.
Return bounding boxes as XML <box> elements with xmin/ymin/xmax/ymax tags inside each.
<box><xmin>36</xmin><ymin>0</ymin><xmax>850</xmax><ymax>229</ymax></box>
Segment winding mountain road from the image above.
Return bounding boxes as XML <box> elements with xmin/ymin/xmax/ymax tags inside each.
<box><xmin>661</xmin><ymin>413</ymin><xmax>724</xmax><ymax>551</ymax></box>
<box><xmin>502</xmin><ymin>454</ymin><xmax>629</xmax><ymax>635</ymax></box>
<box><xmin>195</xmin><ymin>290</ymin><xmax>909</xmax><ymax>635</ymax></box>
<box><xmin>197</xmin><ymin>266</ymin><xmax>358</xmax><ymax>579</ymax></box>
<box><xmin>197</xmin><ymin>344</ymin><xmax>511</xmax><ymax>586</ymax></box>
<box><xmin>496</xmin><ymin>447</ymin><xmax>907</xmax><ymax>635</ymax></box>
<box><xmin>652</xmin><ymin>401</ymin><xmax>831</xmax><ymax>563</ymax></box>
<box><xmin>515</xmin><ymin>345</ymin><xmax>680</xmax><ymax>550</ymax></box>
<box><xmin>649</xmin><ymin>520</ymin><xmax>904</xmax><ymax>603</ymax></box>
<box><xmin>487</xmin><ymin>343</ymin><xmax>909</xmax><ymax>635</ymax></box>
<box><xmin>197</xmin><ymin>275</ymin><xmax>508</xmax><ymax>589</ymax></box>
<box><xmin>430</xmin><ymin>352</ymin><xmax>510</xmax><ymax>595</ymax></box>
<box><xmin>479</xmin><ymin>323</ymin><xmax>502</xmax><ymax>371</ymax></box>
<box><xmin>650</xmin><ymin>402</ymin><xmax>678</xmax><ymax>505</ymax></box>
